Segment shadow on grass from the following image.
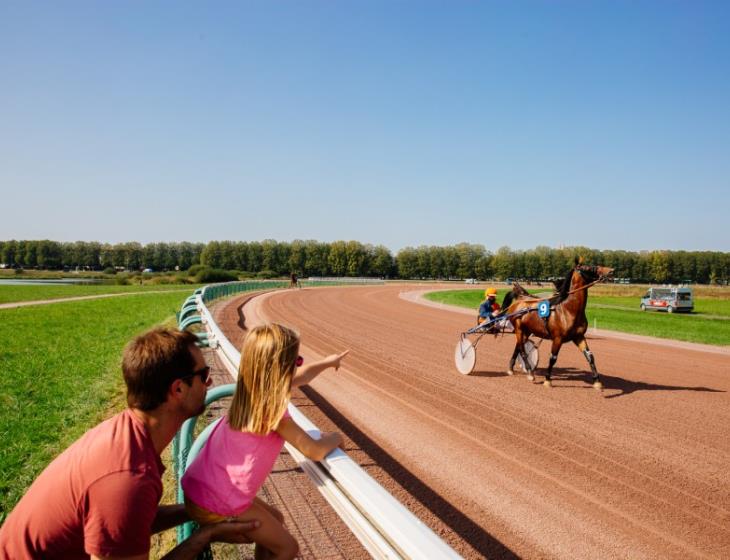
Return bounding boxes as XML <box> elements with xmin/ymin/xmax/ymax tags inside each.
<box><xmin>300</xmin><ymin>385</ymin><xmax>520</xmax><ymax>559</ymax></box>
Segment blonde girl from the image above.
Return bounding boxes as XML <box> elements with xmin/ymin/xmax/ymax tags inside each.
<box><xmin>182</xmin><ymin>323</ymin><xmax>347</xmax><ymax>560</ymax></box>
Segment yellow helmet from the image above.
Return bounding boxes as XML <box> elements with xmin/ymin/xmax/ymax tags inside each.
<box><xmin>485</xmin><ymin>288</ymin><xmax>497</xmax><ymax>298</ymax></box>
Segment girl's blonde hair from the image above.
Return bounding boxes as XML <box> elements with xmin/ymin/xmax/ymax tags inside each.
<box><xmin>228</xmin><ymin>323</ymin><xmax>300</xmax><ymax>434</ymax></box>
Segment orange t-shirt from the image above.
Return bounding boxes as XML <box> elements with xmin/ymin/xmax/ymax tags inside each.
<box><xmin>0</xmin><ymin>409</ymin><xmax>164</xmax><ymax>559</ymax></box>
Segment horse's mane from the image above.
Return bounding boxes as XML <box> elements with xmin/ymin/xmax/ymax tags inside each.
<box><xmin>556</xmin><ymin>269</ymin><xmax>574</xmax><ymax>302</ymax></box>
<box><xmin>501</xmin><ymin>270</ymin><xmax>575</xmax><ymax>311</ymax></box>
<box><xmin>511</xmin><ymin>281</ymin><xmax>532</xmax><ymax>297</ymax></box>
<box><xmin>500</xmin><ymin>281</ymin><xmax>538</xmax><ymax>311</ymax></box>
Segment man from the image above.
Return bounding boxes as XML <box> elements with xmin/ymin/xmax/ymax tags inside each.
<box><xmin>477</xmin><ymin>287</ymin><xmax>501</xmax><ymax>324</ymax></box>
<box><xmin>0</xmin><ymin>328</ymin><xmax>258</xmax><ymax>559</ymax></box>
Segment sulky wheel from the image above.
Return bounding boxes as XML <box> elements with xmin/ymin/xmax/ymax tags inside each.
<box><xmin>454</xmin><ymin>338</ymin><xmax>476</xmax><ymax>375</ymax></box>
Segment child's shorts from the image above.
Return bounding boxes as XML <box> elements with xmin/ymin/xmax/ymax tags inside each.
<box><xmin>184</xmin><ymin>496</ymin><xmax>237</xmax><ymax>525</ymax></box>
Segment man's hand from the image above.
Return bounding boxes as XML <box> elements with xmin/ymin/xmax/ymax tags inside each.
<box><xmin>157</xmin><ymin>519</ymin><xmax>262</xmax><ymax>559</ymax></box>
<box><xmin>207</xmin><ymin>520</ymin><xmax>261</xmax><ymax>544</ymax></box>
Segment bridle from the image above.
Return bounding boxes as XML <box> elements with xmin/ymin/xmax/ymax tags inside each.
<box><xmin>564</xmin><ymin>265</ymin><xmax>610</xmax><ymax>296</ymax></box>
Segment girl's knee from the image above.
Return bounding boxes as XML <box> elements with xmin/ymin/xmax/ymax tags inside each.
<box><xmin>281</xmin><ymin>535</ymin><xmax>299</xmax><ymax>559</ymax></box>
<box><xmin>270</xmin><ymin>506</ymin><xmax>284</xmax><ymax>524</ymax></box>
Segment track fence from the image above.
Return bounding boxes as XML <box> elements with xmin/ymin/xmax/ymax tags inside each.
<box><xmin>174</xmin><ymin>281</ymin><xmax>461</xmax><ymax>560</ymax></box>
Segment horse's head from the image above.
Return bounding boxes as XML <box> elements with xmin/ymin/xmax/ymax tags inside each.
<box><xmin>575</xmin><ymin>264</ymin><xmax>614</xmax><ymax>284</ymax></box>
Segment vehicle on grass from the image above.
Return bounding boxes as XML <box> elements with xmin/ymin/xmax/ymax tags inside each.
<box><xmin>640</xmin><ymin>286</ymin><xmax>693</xmax><ymax>313</ymax></box>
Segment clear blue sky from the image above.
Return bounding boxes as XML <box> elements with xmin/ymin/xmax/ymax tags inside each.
<box><xmin>1</xmin><ymin>1</ymin><xmax>728</xmax><ymax>252</ymax></box>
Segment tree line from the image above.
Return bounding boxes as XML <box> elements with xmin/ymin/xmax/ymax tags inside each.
<box><xmin>1</xmin><ymin>239</ymin><xmax>728</xmax><ymax>284</ymax></box>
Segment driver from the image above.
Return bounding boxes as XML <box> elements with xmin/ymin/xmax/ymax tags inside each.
<box><xmin>478</xmin><ymin>288</ymin><xmax>501</xmax><ymax>324</ymax></box>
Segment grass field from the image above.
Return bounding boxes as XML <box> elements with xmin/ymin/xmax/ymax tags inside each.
<box><xmin>424</xmin><ymin>289</ymin><xmax>730</xmax><ymax>346</ymax></box>
<box><xmin>0</xmin><ymin>283</ymin><xmax>201</xmax><ymax>305</ymax></box>
<box><xmin>0</xmin><ymin>291</ymin><xmax>190</xmax><ymax>520</ymax></box>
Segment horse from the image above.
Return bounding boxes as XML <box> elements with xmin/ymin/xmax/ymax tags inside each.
<box><xmin>502</xmin><ymin>261</ymin><xmax>614</xmax><ymax>389</ymax></box>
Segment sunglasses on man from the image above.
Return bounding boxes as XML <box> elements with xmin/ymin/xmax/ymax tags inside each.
<box><xmin>181</xmin><ymin>366</ymin><xmax>211</xmax><ymax>384</ymax></box>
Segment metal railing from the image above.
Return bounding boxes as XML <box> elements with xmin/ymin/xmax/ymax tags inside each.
<box><xmin>174</xmin><ymin>281</ymin><xmax>461</xmax><ymax>559</ymax></box>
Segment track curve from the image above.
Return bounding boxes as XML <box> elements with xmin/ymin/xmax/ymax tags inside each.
<box><xmin>224</xmin><ymin>284</ymin><xmax>730</xmax><ymax>559</ymax></box>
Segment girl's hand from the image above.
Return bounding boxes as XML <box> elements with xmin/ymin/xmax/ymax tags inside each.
<box><xmin>320</xmin><ymin>431</ymin><xmax>344</xmax><ymax>449</ymax></box>
<box><xmin>324</xmin><ymin>350</ymin><xmax>350</xmax><ymax>371</ymax></box>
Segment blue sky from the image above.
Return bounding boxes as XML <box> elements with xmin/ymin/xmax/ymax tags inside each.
<box><xmin>1</xmin><ymin>1</ymin><xmax>728</xmax><ymax>252</ymax></box>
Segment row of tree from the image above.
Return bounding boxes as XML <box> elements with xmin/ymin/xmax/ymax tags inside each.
<box><xmin>1</xmin><ymin>239</ymin><xmax>729</xmax><ymax>284</ymax></box>
<box><xmin>0</xmin><ymin>240</ymin><xmax>206</xmax><ymax>272</ymax></box>
<box><xmin>396</xmin><ymin>245</ymin><xmax>730</xmax><ymax>285</ymax></box>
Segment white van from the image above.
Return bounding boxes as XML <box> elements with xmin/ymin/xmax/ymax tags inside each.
<box><xmin>640</xmin><ymin>287</ymin><xmax>693</xmax><ymax>313</ymax></box>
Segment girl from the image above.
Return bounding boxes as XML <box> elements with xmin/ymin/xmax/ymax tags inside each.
<box><xmin>182</xmin><ymin>323</ymin><xmax>347</xmax><ymax>560</ymax></box>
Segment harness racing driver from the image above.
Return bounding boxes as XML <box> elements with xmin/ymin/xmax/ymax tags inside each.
<box><xmin>478</xmin><ymin>287</ymin><xmax>501</xmax><ymax>325</ymax></box>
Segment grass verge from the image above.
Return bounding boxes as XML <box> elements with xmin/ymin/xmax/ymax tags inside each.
<box><xmin>0</xmin><ymin>292</ymin><xmax>191</xmax><ymax>520</ymax></box>
<box><xmin>424</xmin><ymin>289</ymin><xmax>730</xmax><ymax>346</ymax></box>
<box><xmin>0</xmin><ymin>283</ymin><xmax>201</xmax><ymax>305</ymax></box>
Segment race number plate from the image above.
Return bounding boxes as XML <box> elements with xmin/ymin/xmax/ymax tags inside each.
<box><xmin>538</xmin><ymin>300</ymin><xmax>550</xmax><ymax>318</ymax></box>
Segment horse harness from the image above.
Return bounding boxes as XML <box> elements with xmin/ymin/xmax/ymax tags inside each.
<box><xmin>519</xmin><ymin>266</ymin><xmax>606</xmax><ymax>338</ymax></box>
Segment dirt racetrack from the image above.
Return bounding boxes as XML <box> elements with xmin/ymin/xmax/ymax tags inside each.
<box><xmin>220</xmin><ymin>284</ymin><xmax>730</xmax><ymax>559</ymax></box>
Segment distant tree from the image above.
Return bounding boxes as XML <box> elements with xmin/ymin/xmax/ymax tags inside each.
<box><xmin>304</xmin><ymin>241</ymin><xmax>329</xmax><ymax>276</ymax></box>
<box><xmin>232</xmin><ymin>242</ymin><xmax>248</xmax><ymax>271</ymax></box>
<box><xmin>474</xmin><ymin>253</ymin><xmax>492</xmax><ymax>280</ymax></box>
<box><xmin>396</xmin><ymin>247</ymin><xmax>419</xmax><ymax>279</ymax></box>
<box><xmin>370</xmin><ymin>245</ymin><xmax>394</xmax><ymax>278</ymax></box>
<box><xmin>218</xmin><ymin>241</ymin><xmax>237</xmax><ymax>270</ymax></box>
<box><xmin>37</xmin><ymin>240</ymin><xmax>62</xmax><ymax>269</ymax></box>
<box><xmin>491</xmin><ymin>246</ymin><xmax>514</xmax><ymax>281</ymax></box>
<box><xmin>345</xmin><ymin>241</ymin><xmax>368</xmax><ymax>276</ymax></box>
<box><xmin>328</xmin><ymin>241</ymin><xmax>348</xmax><ymax>276</ymax></box>
<box><xmin>23</xmin><ymin>241</ymin><xmax>38</xmax><ymax>268</ymax></box>
<box><xmin>123</xmin><ymin>242</ymin><xmax>143</xmax><ymax>270</ymax></box>
<box><xmin>1</xmin><ymin>240</ymin><xmax>17</xmax><ymax>266</ymax></box>
<box><xmin>650</xmin><ymin>251</ymin><xmax>671</xmax><ymax>283</ymax></box>
<box><xmin>201</xmin><ymin>241</ymin><xmax>222</xmax><ymax>269</ymax></box>
<box><xmin>247</xmin><ymin>242</ymin><xmax>263</xmax><ymax>273</ymax></box>
<box><xmin>442</xmin><ymin>246</ymin><xmax>459</xmax><ymax>279</ymax></box>
<box><xmin>428</xmin><ymin>246</ymin><xmax>446</xmax><ymax>279</ymax></box>
<box><xmin>143</xmin><ymin>243</ymin><xmax>156</xmax><ymax>269</ymax></box>
<box><xmin>261</xmin><ymin>240</ymin><xmax>279</xmax><ymax>273</ymax></box>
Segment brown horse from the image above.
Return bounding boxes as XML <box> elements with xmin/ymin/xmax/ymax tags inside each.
<box><xmin>502</xmin><ymin>262</ymin><xmax>614</xmax><ymax>389</ymax></box>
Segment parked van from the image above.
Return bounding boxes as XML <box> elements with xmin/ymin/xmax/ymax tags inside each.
<box><xmin>640</xmin><ymin>287</ymin><xmax>693</xmax><ymax>313</ymax></box>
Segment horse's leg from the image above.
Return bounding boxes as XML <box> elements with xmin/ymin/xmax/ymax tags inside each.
<box><xmin>507</xmin><ymin>344</ymin><xmax>520</xmax><ymax>376</ymax></box>
<box><xmin>544</xmin><ymin>339</ymin><xmax>563</xmax><ymax>388</ymax></box>
<box><xmin>513</xmin><ymin>329</ymin><xmax>536</xmax><ymax>381</ymax></box>
<box><xmin>575</xmin><ymin>337</ymin><xmax>602</xmax><ymax>390</ymax></box>
<box><xmin>521</xmin><ymin>342</ymin><xmax>536</xmax><ymax>382</ymax></box>
<box><xmin>507</xmin><ymin>323</ymin><xmax>522</xmax><ymax>376</ymax></box>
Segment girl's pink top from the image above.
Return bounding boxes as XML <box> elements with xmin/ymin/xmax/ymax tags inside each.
<box><xmin>181</xmin><ymin>411</ymin><xmax>289</xmax><ymax>516</ymax></box>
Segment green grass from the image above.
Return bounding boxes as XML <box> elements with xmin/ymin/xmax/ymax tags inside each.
<box><xmin>0</xmin><ymin>283</ymin><xmax>200</xmax><ymax>304</ymax></box>
<box><xmin>425</xmin><ymin>289</ymin><xmax>730</xmax><ymax>346</ymax></box>
<box><xmin>583</xmin><ymin>307</ymin><xmax>730</xmax><ymax>346</ymax></box>
<box><xmin>0</xmin><ymin>291</ymin><xmax>192</xmax><ymax>519</ymax></box>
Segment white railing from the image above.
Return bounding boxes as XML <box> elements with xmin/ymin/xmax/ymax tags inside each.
<box><xmin>196</xmin><ymin>289</ymin><xmax>461</xmax><ymax>560</ymax></box>
<box><xmin>306</xmin><ymin>276</ymin><xmax>385</xmax><ymax>284</ymax></box>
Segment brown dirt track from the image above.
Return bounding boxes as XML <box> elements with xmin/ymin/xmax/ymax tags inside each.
<box><xmin>219</xmin><ymin>284</ymin><xmax>730</xmax><ymax>560</ymax></box>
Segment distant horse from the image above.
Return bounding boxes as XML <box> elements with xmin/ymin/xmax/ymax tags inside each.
<box><xmin>502</xmin><ymin>261</ymin><xmax>614</xmax><ymax>389</ymax></box>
